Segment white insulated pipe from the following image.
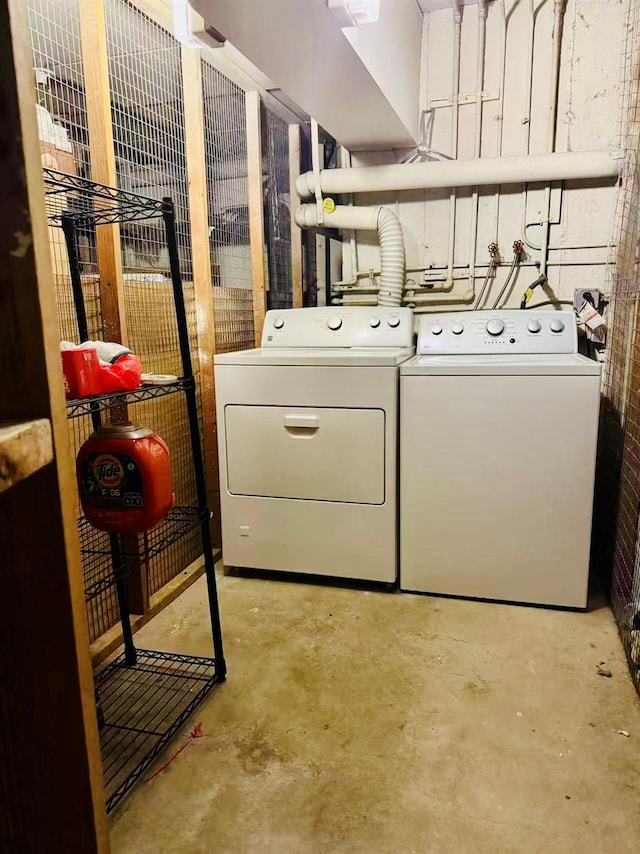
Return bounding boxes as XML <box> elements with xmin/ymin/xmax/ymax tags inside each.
<box><xmin>446</xmin><ymin>0</ymin><xmax>463</xmax><ymax>289</ymax></box>
<box><xmin>467</xmin><ymin>0</ymin><xmax>488</xmax><ymax>298</ymax></box>
<box><xmin>494</xmin><ymin>0</ymin><xmax>508</xmax><ymax>246</ymax></box>
<box><xmin>539</xmin><ymin>0</ymin><xmax>567</xmax><ymax>278</ymax></box>
<box><xmin>295</xmin><ymin>205</ymin><xmax>406</xmax><ymax>307</ymax></box>
<box><xmin>295</xmin><ymin>149</ymin><xmax>622</xmax><ymax>198</ymax></box>
<box><xmin>333</xmin><ymin>295</ymin><xmax>378</xmax><ymax>306</ymax></box>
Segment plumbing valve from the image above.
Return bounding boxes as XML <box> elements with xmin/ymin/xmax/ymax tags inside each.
<box><xmin>513</xmin><ymin>240</ymin><xmax>524</xmax><ymax>258</ymax></box>
<box><xmin>488</xmin><ymin>242</ymin><xmax>499</xmax><ymax>259</ymax></box>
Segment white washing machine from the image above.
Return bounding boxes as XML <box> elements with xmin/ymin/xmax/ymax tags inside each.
<box><xmin>400</xmin><ymin>310</ymin><xmax>601</xmax><ymax>608</ymax></box>
<box><xmin>215</xmin><ymin>306</ymin><xmax>414</xmax><ymax>582</ymax></box>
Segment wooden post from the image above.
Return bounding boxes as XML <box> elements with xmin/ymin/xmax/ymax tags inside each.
<box><xmin>181</xmin><ymin>45</ymin><xmax>222</xmax><ymax>545</ymax></box>
<box><xmin>246</xmin><ymin>90</ymin><xmax>268</xmax><ymax>344</ymax></box>
<box><xmin>0</xmin><ymin>1</ymin><xmax>108</xmax><ymax>848</ymax></box>
<box><xmin>78</xmin><ymin>0</ymin><xmax>128</xmax><ymax>346</ymax></box>
<box><xmin>288</xmin><ymin>123</ymin><xmax>303</xmax><ymax>308</ymax></box>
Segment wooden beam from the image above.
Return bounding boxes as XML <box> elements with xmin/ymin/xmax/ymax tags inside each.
<box><xmin>288</xmin><ymin>123</ymin><xmax>303</xmax><ymax>308</ymax></box>
<box><xmin>0</xmin><ymin>418</ymin><xmax>53</xmax><ymax>492</ymax></box>
<box><xmin>78</xmin><ymin>0</ymin><xmax>128</xmax><ymax>346</ymax></box>
<box><xmin>246</xmin><ymin>90</ymin><xmax>268</xmax><ymax>344</ymax></box>
<box><xmin>0</xmin><ymin>1</ymin><xmax>108</xmax><ymax>848</ymax></box>
<box><xmin>181</xmin><ymin>45</ymin><xmax>222</xmax><ymax>546</ymax></box>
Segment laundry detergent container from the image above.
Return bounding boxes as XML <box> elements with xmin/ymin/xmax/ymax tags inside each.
<box><xmin>77</xmin><ymin>422</ymin><xmax>174</xmax><ymax>534</ymax></box>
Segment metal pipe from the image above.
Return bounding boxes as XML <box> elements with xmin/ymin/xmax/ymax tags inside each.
<box><xmin>446</xmin><ymin>0</ymin><xmax>463</xmax><ymax>289</ymax></box>
<box><xmin>332</xmin><ymin>295</ymin><xmax>378</xmax><ymax>305</ymax></box>
<box><xmin>494</xmin><ymin>0</ymin><xmax>507</xmax><ymax>245</ymax></box>
<box><xmin>467</xmin><ymin>0</ymin><xmax>488</xmax><ymax>300</ymax></box>
<box><xmin>408</xmin><ymin>290</ymin><xmax>476</xmax><ymax>307</ymax></box>
<box><xmin>334</xmin><ymin>263</ymin><xmax>433</xmax><ymax>287</ymax></box>
<box><xmin>540</xmin><ymin>0</ymin><xmax>567</xmax><ymax>277</ymax></box>
<box><xmin>339</xmin><ymin>146</ymin><xmax>359</xmax><ymax>281</ymax></box>
<box><xmin>311</xmin><ymin>118</ymin><xmax>323</xmax><ymax>225</ymax></box>
<box><xmin>296</xmin><ymin>149</ymin><xmax>621</xmax><ymax>197</ymax></box>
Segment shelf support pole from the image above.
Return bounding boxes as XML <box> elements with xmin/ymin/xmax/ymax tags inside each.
<box><xmin>162</xmin><ymin>198</ymin><xmax>226</xmax><ymax>680</ymax></box>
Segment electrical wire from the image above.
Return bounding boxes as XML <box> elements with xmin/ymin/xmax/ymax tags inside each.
<box><xmin>519</xmin><ymin>274</ymin><xmax>547</xmax><ymax>309</ymax></box>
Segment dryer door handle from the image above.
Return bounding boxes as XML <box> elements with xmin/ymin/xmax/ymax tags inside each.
<box><xmin>284</xmin><ymin>413</ymin><xmax>319</xmax><ymax>430</ymax></box>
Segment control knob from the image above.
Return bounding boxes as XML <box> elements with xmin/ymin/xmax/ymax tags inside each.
<box><xmin>550</xmin><ymin>318</ymin><xmax>565</xmax><ymax>333</ymax></box>
<box><xmin>431</xmin><ymin>325</ymin><xmax>443</xmax><ymax>336</ymax></box>
<box><xmin>527</xmin><ymin>319</ymin><xmax>541</xmax><ymax>334</ymax></box>
<box><xmin>387</xmin><ymin>313</ymin><xmax>401</xmax><ymax>328</ymax></box>
<box><xmin>327</xmin><ymin>315</ymin><xmax>343</xmax><ymax>331</ymax></box>
<box><xmin>369</xmin><ymin>316</ymin><xmax>381</xmax><ymax>328</ymax></box>
<box><xmin>273</xmin><ymin>316</ymin><xmax>285</xmax><ymax>329</ymax></box>
<box><xmin>485</xmin><ymin>317</ymin><xmax>505</xmax><ymax>336</ymax></box>
<box><xmin>451</xmin><ymin>322</ymin><xmax>464</xmax><ymax>335</ymax></box>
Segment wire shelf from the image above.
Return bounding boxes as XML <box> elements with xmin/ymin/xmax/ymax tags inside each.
<box><xmin>96</xmin><ymin>649</ymin><xmax>218</xmax><ymax>813</ymax></box>
<box><xmin>79</xmin><ymin>506</ymin><xmax>208</xmax><ymax>600</ymax></box>
<box><xmin>66</xmin><ymin>378</ymin><xmax>191</xmax><ymax>418</ymax></box>
<box><xmin>43</xmin><ymin>168</ymin><xmax>165</xmax><ymax>226</ymax></box>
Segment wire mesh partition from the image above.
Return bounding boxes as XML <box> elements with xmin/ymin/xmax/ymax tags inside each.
<box><xmin>263</xmin><ymin>105</ymin><xmax>293</xmax><ymax>311</ymax></box>
<box><xmin>27</xmin><ymin>0</ymin><xmax>91</xmax><ymax>178</ymax></box>
<box><xmin>597</xmin><ymin>0</ymin><xmax>640</xmax><ymax>694</ymax></box>
<box><xmin>27</xmin><ymin>0</ymin><xmax>102</xmax><ymax>341</ymax></box>
<box><xmin>104</xmin><ymin>0</ymin><xmax>202</xmax><ymax>594</ymax></box>
<box><xmin>201</xmin><ymin>57</ymin><xmax>255</xmax><ymax>351</ymax></box>
<box><xmin>104</xmin><ymin>0</ymin><xmax>191</xmax><ymax>270</ymax></box>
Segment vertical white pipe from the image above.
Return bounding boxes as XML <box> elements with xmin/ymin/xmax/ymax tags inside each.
<box><xmin>447</xmin><ymin>1</ymin><xmax>463</xmax><ymax>288</ymax></box>
<box><xmin>540</xmin><ymin>0</ymin><xmax>567</xmax><ymax>277</ymax></box>
<box><xmin>521</xmin><ymin>0</ymin><xmax>538</xmax><ymax>251</ymax></box>
<box><xmin>467</xmin><ymin>0</ymin><xmax>488</xmax><ymax>296</ymax></box>
<box><xmin>311</xmin><ymin>118</ymin><xmax>323</xmax><ymax>225</ymax></box>
<box><xmin>494</xmin><ymin>0</ymin><xmax>507</xmax><ymax>246</ymax></box>
<box><xmin>339</xmin><ymin>146</ymin><xmax>359</xmax><ymax>281</ymax></box>
<box><xmin>547</xmin><ymin>0</ymin><xmax>565</xmax><ymax>152</ymax></box>
<box><xmin>523</xmin><ymin>0</ymin><xmax>536</xmax><ymax>153</ymax></box>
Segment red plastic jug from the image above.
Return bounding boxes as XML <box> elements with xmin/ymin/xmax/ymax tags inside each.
<box><xmin>77</xmin><ymin>423</ymin><xmax>174</xmax><ymax>534</ymax></box>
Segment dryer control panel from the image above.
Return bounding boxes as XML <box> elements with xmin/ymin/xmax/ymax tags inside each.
<box><xmin>262</xmin><ymin>306</ymin><xmax>414</xmax><ymax>348</ymax></box>
<box><xmin>417</xmin><ymin>310</ymin><xmax>578</xmax><ymax>355</ymax></box>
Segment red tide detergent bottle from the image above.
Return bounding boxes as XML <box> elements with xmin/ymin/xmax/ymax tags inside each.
<box><xmin>77</xmin><ymin>423</ymin><xmax>174</xmax><ymax>534</ymax></box>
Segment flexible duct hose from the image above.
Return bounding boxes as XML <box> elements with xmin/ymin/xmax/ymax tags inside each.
<box><xmin>377</xmin><ymin>207</ymin><xmax>405</xmax><ymax>307</ymax></box>
<box><xmin>294</xmin><ymin>204</ymin><xmax>406</xmax><ymax>307</ymax></box>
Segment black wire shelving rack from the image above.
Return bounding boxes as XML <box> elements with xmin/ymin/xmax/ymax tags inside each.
<box><xmin>44</xmin><ymin>169</ymin><xmax>226</xmax><ymax>813</ymax></box>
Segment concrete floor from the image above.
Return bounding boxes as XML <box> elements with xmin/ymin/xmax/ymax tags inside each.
<box><xmin>111</xmin><ymin>569</ymin><xmax>640</xmax><ymax>853</ymax></box>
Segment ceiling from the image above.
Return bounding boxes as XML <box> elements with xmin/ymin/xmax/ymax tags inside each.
<box><xmin>417</xmin><ymin>0</ymin><xmax>478</xmax><ymax>10</ymax></box>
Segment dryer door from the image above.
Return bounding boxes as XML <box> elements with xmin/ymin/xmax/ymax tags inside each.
<box><xmin>225</xmin><ymin>405</ymin><xmax>385</xmax><ymax>504</ymax></box>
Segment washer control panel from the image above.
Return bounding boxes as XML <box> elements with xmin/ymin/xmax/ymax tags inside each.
<box><xmin>417</xmin><ymin>310</ymin><xmax>577</xmax><ymax>355</ymax></box>
<box><xmin>262</xmin><ymin>306</ymin><xmax>414</xmax><ymax>348</ymax></box>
